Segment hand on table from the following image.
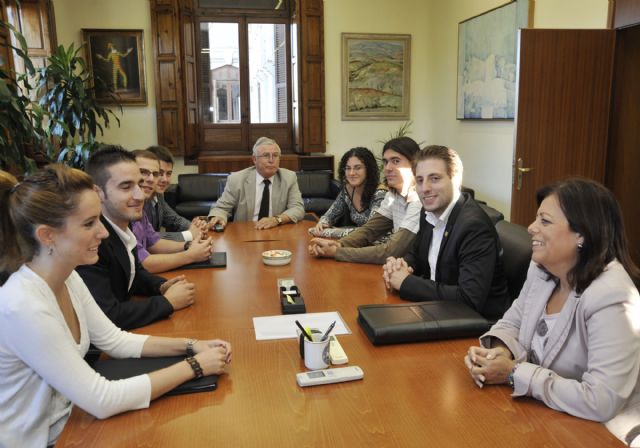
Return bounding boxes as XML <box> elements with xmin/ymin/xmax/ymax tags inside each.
<box><xmin>464</xmin><ymin>345</ymin><xmax>515</xmax><ymax>388</ymax></box>
<box><xmin>308</xmin><ymin>221</ymin><xmax>329</xmax><ymax>237</ymax></box>
<box><xmin>382</xmin><ymin>256</ymin><xmax>413</xmax><ymax>290</ymax></box>
<box><xmin>308</xmin><ymin>238</ymin><xmax>340</xmax><ymax>258</ymax></box>
<box><xmin>256</xmin><ymin>216</ymin><xmax>279</xmax><ymax>230</ymax></box>
<box><xmin>195</xmin><ymin>339</ymin><xmax>233</xmax><ymax>365</ymax></box>
<box><xmin>162</xmin><ymin>278</ymin><xmax>196</xmax><ymax>310</ymax></box>
<box><xmin>207</xmin><ymin>216</ymin><xmax>227</xmax><ymax>230</ymax></box>
<box><xmin>186</xmin><ymin>236</ymin><xmax>214</xmax><ymax>263</ymax></box>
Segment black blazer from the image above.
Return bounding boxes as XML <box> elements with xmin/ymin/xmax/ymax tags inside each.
<box><xmin>400</xmin><ymin>193</ymin><xmax>510</xmax><ymax>321</ymax></box>
<box><xmin>76</xmin><ymin>217</ymin><xmax>173</xmax><ymax>330</ymax></box>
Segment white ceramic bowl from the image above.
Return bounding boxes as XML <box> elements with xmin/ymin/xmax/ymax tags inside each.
<box><xmin>262</xmin><ymin>249</ymin><xmax>292</xmax><ymax>266</ymax></box>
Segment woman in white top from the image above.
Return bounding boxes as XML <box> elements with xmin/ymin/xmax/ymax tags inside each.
<box><xmin>0</xmin><ymin>166</ymin><xmax>232</xmax><ymax>447</ymax></box>
<box><xmin>464</xmin><ymin>178</ymin><xmax>640</xmax><ymax>446</ymax></box>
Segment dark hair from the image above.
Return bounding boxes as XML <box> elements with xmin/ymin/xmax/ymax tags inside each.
<box><xmin>536</xmin><ymin>178</ymin><xmax>639</xmax><ymax>293</ymax></box>
<box><xmin>146</xmin><ymin>145</ymin><xmax>174</xmax><ymax>165</ymax></box>
<box><xmin>382</xmin><ymin>137</ymin><xmax>420</xmax><ymax>192</ymax></box>
<box><xmin>0</xmin><ymin>165</ymin><xmax>94</xmax><ymax>284</ymax></box>
<box><xmin>338</xmin><ymin>147</ymin><xmax>380</xmax><ymax>207</ymax></box>
<box><xmin>413</xmin><ymin>145</ymin><xmax>463</xmax><ymax>187</ymax></box>
<box><xmin>382</xmin><ymin>136</ymin><xmax>420</xmax><ymax>160</ymax></box>
<box><xmin>85</xmin><ymin>145</ymin><xmax>136</xmax><ymax>190</ymax></box>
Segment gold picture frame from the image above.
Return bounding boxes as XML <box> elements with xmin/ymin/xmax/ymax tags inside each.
<box><xmin>342</xmin><ymin>33</ymin><xmax>411</xmax><ymax>121</ymax></box>
<box><xmin>83</xmin><ymin>29</ymin><xmax>147</xmax><ymax>105</ymax></box>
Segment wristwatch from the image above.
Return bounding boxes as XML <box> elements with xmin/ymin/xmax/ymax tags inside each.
<box><xmin>275</xmin><ymin>215</ymin><xmax>283</xmax><ymax>225</ymax></box>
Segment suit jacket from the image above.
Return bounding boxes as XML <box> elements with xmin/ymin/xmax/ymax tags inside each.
<box><xmin>76</xmin><ymin>217</ymin><xmax>173</xmax><ymax>330</ymax></box>
<box><xmin>207</xmin><ymin>166</ymin><xmax>305</xmax><ymax>223</ymax></box>
<box><xmin>481</xmin><ymin>261</ymin><xmax>640</xmax><ymax>445</ymax></box>
<box><xmin>400</xmin><ymin>193</ymin><xmax>510</xmax><ymax>321</ymax></box>
<box><xmin>146</xmin><ymin>194</ymin><xmax>191</xmax><ymax>241</ymax></box>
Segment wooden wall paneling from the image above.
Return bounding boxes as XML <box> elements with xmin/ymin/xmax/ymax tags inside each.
<box><xmin>510</xmin><ymin>29</ymin><xmax>615</xmax><ymax>225</ymax></box>
<box><xmin>297</xmin><ymin>0</ymin><xmax>324</xmax><ymax>153</ymax></box>
<box><xmin>151</xmin><ymin>0</ymin><xmax>185</xmax><ymax>155</ymax></box>
<box><xmin>0</xmin><ymin>6</ymin><xmax>14</xmax><ymax>72</ymax></box>
<box><xmin>179</xmin><ymin>1</ymin><xmax>198</xmax><ymax>162</ymax></box>
<box><xmin>5</xmin><ymin>0</ymin><xmax>55</xmax><ymax>72</ymax></box>
<box><xmin>606</xmin><ymin>24</ymin><xmax>640</xmax><ymax>264</ymax></box>
<box><xmin>612</xmin><ymin>0</ymin><xmax>640</xmax><ymax>29</ymax></box>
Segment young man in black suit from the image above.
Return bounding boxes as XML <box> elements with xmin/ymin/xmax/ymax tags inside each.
<box><xmin>383</xmin><ymin>145</ymin><xmax>510</xmax><ymax>321</ymax></box>
<box><xmin>145</xmin><ymin>145</ymin><xmax>208</xmax><ymax>242</ymax></box>
<box><xmin>77</xmin><ymin>146</ymin><xmax>196</xmax><ymax>330</ymax></box>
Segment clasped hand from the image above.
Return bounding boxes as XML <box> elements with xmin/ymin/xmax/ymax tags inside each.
<box><xmin>308</xmin><ymin>237</ymin><xmax>340</xmax><ymax>258</ymax></box>
<box><xmin>382</xmin><ymin>257</ymin><xmax>413</xmax><ymax>290</ymax></box>
<box><xmin>463</xmin><ymin>345</ymin><xmax>515</xmax><ymax>388</ymax></box>
<box><xmin>193</xmin><ymin>339</ymin><xmax>233</xmax><ymax>375</ymax></box>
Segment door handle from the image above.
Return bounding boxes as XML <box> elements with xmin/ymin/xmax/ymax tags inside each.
<box><xmin>516</xmin><ymin>158</ymin><xmax>533</xmax><ymax>190</ymax></box>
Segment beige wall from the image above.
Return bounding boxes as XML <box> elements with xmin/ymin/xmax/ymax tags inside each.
<box><xmin>323</xmin><ymin>0</ymin><xmax>431</xmax><ymax>163</ymax></box>
<box><xmin>418</xmin><ymin>0</ymin><xmax>608</xmax><ymax>217</ymax></box>
<box><xmin>52</xmin><ymin>0</ymin><xmax>610</xmax><ymax>197</ymax></box>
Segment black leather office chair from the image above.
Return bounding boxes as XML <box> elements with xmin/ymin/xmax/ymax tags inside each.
<box><xmin>496</xmin><ymin>220</ymin><xmax>532</xmax><ymax>301</ymax></box>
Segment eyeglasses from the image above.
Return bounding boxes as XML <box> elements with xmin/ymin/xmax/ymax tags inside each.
<box><xmin>345</xmin><ymin>165</ymin><xmax>364</xmax><ymax>173</ymax></box>
<box><xmin>140</xmin><ymin>168</ymin><xmax>160</xmax><ymax>178</ymax></box>
<box><xmin>256</xmin><ymin>153</ymin><xmax>281</xmax><ymax>161</ymax></box>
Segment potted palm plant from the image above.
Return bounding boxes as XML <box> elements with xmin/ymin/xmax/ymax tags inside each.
<box><xmin>0</xmin><ymin>21</ymin><xmax>47</xmax><ymax>174</ymax></box>
<box><xmin>37</xmin><ymin>42</ymin><xmax>121</xmax><ymax>169</ymax></box>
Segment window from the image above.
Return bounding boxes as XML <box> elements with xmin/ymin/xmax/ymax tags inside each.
<box><xmin>197</xmin><ymin>4</ymin><xmax>293</xmax><ymax>152</ymax></box>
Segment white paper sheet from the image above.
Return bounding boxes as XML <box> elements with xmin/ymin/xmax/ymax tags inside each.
<box><xmin>253</xmin><ymin>311</ymin><xmax>351</xmax><ymax>340</ymax></box>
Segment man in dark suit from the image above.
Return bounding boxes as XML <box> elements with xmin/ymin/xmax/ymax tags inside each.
<box><xmin>77</xmin><ymin>146</ymin><xmax>196</xmax><ymax>330</ymax></box>
<box><xmin>145</xmin><ymin>145</ymin><xmax>208</xmax><ymax>242</ymax></box>
<box><xmin>383</xmin><ymin>145</ymin><xmax>510</xmax><ymax>321</ymax></box>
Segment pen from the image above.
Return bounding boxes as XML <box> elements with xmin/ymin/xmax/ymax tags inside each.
<box><xmin>295</xmin><ymin>320</ymin><xmax>313</xmax><ymax>341</ymax></box>
<box><xmin>320</xmin><ymin>320</ymin><xmax>336</xmax><ymax>341</ymax></box>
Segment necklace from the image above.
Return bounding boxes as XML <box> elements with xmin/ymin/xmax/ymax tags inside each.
<box><xmin>346</xmin><ymin>185</ymin><xmax>365</xmax><ymax>213</ymax></box>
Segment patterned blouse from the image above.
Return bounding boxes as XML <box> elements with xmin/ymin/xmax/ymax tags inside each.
<box><xmin>316</xmin><ymin>186</ymin><xmax>387</xmax><ymax>239</ymax></box>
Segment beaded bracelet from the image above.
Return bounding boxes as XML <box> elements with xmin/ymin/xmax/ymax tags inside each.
<box><xmin>186</xmin><ymin>356</ymin><xmax>204</xmax><ymax>379</ymax></box>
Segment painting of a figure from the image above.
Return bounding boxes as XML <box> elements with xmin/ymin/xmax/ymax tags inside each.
<box><xmin>457</xmin><ymin>1</ymin><xmax>528</xmax><ymax>119</ymax></box>
<box><xmin>83</xmin><ymin>29</ymin><xmax>147</xmax><ymax>105</ymax></box>
<box><xmin>342</xmin><ymin>33</ymin><xmax>411</xmax><ymax>120</ymax></box>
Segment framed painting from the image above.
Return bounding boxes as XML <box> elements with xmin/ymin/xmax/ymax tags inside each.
<box><xmin>83</xmin><ymin>29</ymin><xmax>147</xmax><ymax>105</ymax></box>
<box><xmin>342</xmin><ymin>33</ymin><xmax>411</xmax><ymax>121</ymax></box>
<box><xmin>456</xmin><ymin>1</ymin><xmax>530</xmax><ymax>119</ymax></box>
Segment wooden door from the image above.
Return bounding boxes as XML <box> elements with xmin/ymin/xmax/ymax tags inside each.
<box><xmin>606</xmin><ymin>24</ymin><xmax>640</xmax><ymax>264</ymax></box>
<box><xmin>510</xmin><ymin>29</ymin><xmax>615</xmax><ymax>225</ymax></box>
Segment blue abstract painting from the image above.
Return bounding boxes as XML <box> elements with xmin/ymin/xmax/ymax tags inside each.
<box><xmin>457</xmin><ymin>1</ymin><xmax>529</xmax><ymax>120</ymax></box>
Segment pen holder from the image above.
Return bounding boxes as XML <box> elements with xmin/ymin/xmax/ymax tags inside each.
<box><xmin>280</xmin><ymin>286</ymin><xmax>306</xmax><ymax>314</ymax></box>
<box><xmin>297</xmin><ymin>328</ymin><xmax>330</xmax><ymax>370</ymax></box>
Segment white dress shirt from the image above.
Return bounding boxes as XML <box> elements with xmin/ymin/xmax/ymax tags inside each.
<box><xmin>103</xmin><ymin>215</ymin><xmax>137</xmax><ymax>292</ymax></box>
<box><xmin>424</xmin><ymin>190</ymin><xmax>460</xmax><ymax>280</ymax></box>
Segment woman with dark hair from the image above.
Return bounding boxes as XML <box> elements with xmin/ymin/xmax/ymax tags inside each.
<box><xmin>309</xmin><ymin>147</ymin><xmax>387</xmax><ymax>239</ymax></box>
<box><xmin>0</xmin><ymin>166</ymin><xmax>232</xmax><ymax>447</ymax></box>
<box><xmin>309</xmin><ymin>136</ymin><xmax>422</xmax><ymax>264</ymax></box>
<box><xmin>464</xmin><ymin>178</ymin><xmax>640</xmax><ymax>446</ymax></box>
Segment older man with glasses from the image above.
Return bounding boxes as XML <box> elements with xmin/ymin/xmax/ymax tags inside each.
<box><xmin>207</xmin><ymin>136</ymin><xmax>304</xmax><ymax>230</ymax></box>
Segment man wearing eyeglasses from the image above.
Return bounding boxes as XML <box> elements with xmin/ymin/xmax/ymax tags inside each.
<box><xmin>207</xmin><ymin>137</ymin><xmax>304</xmax><ymax>230</ymax></box>
<box><xmin>131</xmin><ymin>150</ymin><xmax>214</xmax><ymax>273</ymax></box>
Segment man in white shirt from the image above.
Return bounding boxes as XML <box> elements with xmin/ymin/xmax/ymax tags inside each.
<box><xmin>383</xmin><ymin>145</ymin><xmax>510</xmax><ymax>321</ymax></box>
<box><xmin>308</xmin><ymin>137</ymin><xmax>422</xmax><ymax>264</ymax></box>
<box><xmin>207</xmin><ymin>137</ymin><xmax>305</xmax><ymax>230</ymax></box>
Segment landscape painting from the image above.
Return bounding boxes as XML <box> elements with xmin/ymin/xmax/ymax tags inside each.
<box><xmin>342</xmin><ymin>33</ymin><xmax>411</xmax><ymax>120</ymax></box>
<box><xmin>457</xmin><ymin>1</ymin><xmax>529</xmax><ymax>120</ymax></box>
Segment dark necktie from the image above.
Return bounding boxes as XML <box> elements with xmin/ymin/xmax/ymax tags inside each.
<box><xmin>258</xmin><ymin>179</ymin><xmax>271</xmax><ymax>220</ymax></box>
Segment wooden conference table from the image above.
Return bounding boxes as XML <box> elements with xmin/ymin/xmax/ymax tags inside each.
<box><xmin>57</xmin><ymin>222</ymin><xmax>623</xmax><ymax>447</ymax></box>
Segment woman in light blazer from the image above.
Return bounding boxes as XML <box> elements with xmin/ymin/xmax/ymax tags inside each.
<box><xmin>464</xmin><ymin>178</ymin><xmax>640</xmax><ymax>446</ymax></box>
